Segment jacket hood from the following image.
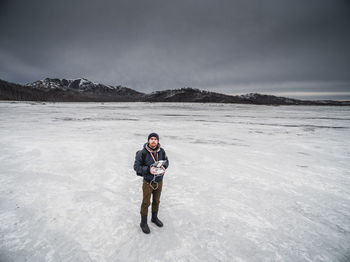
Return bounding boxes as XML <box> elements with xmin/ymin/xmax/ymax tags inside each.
<box><xmin>144</xmin><ymin>142</ymin><xmax>161</xmax><ymax>153</ymax></box>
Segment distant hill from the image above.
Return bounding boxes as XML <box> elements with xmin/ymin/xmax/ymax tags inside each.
<box><xmin>1</xmin><ymin>78</ymin><xmax>349</xmax><ymax>106</ymax></box>
<box><xmin>24</xmin><ymin>78</ymin><xmax>145</xmax><ymax>102</ymax></box>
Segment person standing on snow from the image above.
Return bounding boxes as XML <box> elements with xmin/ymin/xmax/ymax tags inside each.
<box><xmin>133</xmin><ymin>132</ymin><xmax>169</xmax><ymax>234</ymax></box>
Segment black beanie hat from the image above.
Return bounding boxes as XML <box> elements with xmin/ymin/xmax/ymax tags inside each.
<box><xmin>148</xmin><ymin>132</ymin><xmax>159</xmax><ymax>141</ymax></box>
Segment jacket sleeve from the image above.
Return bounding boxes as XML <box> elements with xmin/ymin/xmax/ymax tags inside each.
<box><xmin>163</xmin><ymin>150</ymin><xmax>169</xmax><ymax>169</ymax></box>
<box><xmin>134</xmin><ymin>150</ymin><xmax>149</xmax><ymax>176</ymax></box>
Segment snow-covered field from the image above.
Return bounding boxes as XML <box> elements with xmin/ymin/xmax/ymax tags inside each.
<box><xmin>0</xmin><ymin>101</ymin><xmax>349</xmax><ymax>262</ymax></box>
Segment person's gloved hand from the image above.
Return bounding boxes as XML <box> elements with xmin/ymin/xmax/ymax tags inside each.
<box><xmin>150</xmin><ymin>166</ymin><xmax>166</xmax><ymax>175</ymax></box>
<box><xmin>150</xmin><ymin>167</ymin><xmax>157</xmax><ymax>175</ymax></box>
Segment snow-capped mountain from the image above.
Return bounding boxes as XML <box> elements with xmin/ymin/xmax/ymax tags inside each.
<box><xmin>1</xmin><ymin>78</ymin><xmax>350</xmax><ymax>105</ymax></box>
<box><xmin>26</xmin><ymin>78</ymin><xmax>99</xmax><ymax>91</ymax></box>
<box><xmin>26</xmin><ymin>78</ymin><xmax>144</xmax><ymax>97</ymax></box>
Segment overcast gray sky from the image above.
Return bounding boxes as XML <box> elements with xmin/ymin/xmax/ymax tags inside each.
<box><xmin>1</xmin><ymin>0</ymin><xmax>349</xmax><ymax>99</ymax></box>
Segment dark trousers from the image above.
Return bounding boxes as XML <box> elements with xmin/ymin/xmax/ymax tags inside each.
<box><xmin>140</xmin><ymin>180</ymin><xmax>163</xmax><ymax>216</ymax></box>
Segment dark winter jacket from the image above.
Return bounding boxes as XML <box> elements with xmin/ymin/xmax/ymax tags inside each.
<box><xmin>133</xmin><ymin>142</ymin><xmax>169</xmax><ymax>183</ymax></box>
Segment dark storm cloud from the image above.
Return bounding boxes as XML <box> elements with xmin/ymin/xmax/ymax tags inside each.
<box><xmin>1</xmin><ymin>0</ymin><xmax>349</xmax><ymax>99</ymax></box>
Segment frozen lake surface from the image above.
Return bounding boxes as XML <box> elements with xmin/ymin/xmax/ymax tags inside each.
<box><xmin>0</xmin><ymin>101</ymin><xmax>349</xmax><ymax>262</ymax></box>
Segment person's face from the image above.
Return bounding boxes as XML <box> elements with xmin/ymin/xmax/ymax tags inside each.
<box><xmin>148</xmin><ymin>137</ymin><xmax>158</xmax><ymax>148</ymax></box>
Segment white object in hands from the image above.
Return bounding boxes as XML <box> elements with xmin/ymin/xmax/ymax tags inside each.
<box><xmin>151</xmin><ymin>160</ymin><xmax>167</xmax><ymax>175</ymax></box>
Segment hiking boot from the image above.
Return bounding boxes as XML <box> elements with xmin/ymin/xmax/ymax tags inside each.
<box><xmin>151</xmin><ymin>211</ymin><xmax>163</xmax><ymax>227</ymax></box>
<box><xmin>140</xmin><ymin>215</ymin><xmax>150</xmax><ymax>234</ymax></box>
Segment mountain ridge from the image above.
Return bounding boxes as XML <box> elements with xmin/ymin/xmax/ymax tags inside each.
<box><xmin>1</xmin><ymin>78</ymin><xmax>349</xmax><ymax>106</ymax></box>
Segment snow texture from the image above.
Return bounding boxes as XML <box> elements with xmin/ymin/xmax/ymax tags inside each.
<box><xmin>0</xmin><ymin>101</ymin><xmax>349</xmax><ymax>262</ymax></box>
